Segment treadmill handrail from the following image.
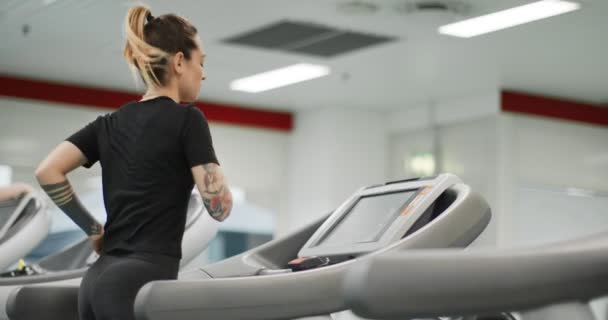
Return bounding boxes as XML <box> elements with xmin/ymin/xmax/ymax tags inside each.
<box><xmin>343</xmin><ymin>232</ymin><xmax>608</xmax><ymax>319</ymax></box>
<box><xmin>0</xmin><ymin>192</ymin><xmax>37</xmax><ymax>240</ymax></box>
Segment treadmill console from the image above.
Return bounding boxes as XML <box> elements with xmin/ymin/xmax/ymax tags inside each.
<box><xmin>297</xmin><ymin>174</ymin><xmax>461</xmax><ymax>260</ymax></box>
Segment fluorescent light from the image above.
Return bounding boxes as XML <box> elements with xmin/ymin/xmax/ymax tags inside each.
<box><xmin>439</xmin><ymin>0</ymin><xmax>581</xmax><ymax>38</ymax></box>
<box><xmin>230</xmin><ymin>63</ymin><xmax>330</xmax><ymax>93</ymax></box>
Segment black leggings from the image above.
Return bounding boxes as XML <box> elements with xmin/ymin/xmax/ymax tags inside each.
<box><xmin>78</xmin><ymin>250</ymin><xmax>179</xmax><ymax>320</ymax></box>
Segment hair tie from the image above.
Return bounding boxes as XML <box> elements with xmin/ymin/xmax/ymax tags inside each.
<box><xmin>146</xmin><ymin>12</ymin><xmax>155</xmax><ymax>23</ymax></box>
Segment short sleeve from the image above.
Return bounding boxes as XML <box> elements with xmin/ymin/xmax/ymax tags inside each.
<box><xmin>66</xmin><ymin>117</ymin><xmax>101</xmax><ymax>169</ymax></box>
<box><xmin>181</xmin><ymin>106</ymin><xmax>219</xmax><ymax>168</ymax></box>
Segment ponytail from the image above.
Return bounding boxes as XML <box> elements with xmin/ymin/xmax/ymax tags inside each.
<box><xmin>123</xmin><ymin>5</ymin><xmax>169</xmax><ymax>88</ymax></box>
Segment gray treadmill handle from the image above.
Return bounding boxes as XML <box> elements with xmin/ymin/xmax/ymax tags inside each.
<box><xmin>343</xmin><ymin>238</ymin><xmax>608</xmax><ymax>319</ymax></box>
<box><xmin>134</xmin><ymin>271</ymin><xmax>346</xmax><ymax>320</ymax></box>
<box><xmin>7</xmin><ymin>285</ymin><xmax>80</xmax><ymax>320</ymax></box>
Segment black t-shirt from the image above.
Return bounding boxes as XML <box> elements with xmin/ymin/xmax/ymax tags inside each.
<box><xmin>66</xmin><ymin>96</ymin><xmax>218</xmax><ymax>259</ymax></box>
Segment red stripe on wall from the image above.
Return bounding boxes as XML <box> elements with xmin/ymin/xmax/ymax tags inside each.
<box><xmin>502</xmin><ymin>90</ymin><xmax>608</xmax><ymax>127</ymax></box>
<box><xmin>0</xmin><ymin>75</ymin><xmax>293</xmax><ymax>131</ymax></box>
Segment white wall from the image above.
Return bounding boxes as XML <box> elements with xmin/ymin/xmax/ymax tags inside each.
<box><xmin>388</xmin><ymin>127</ymin><xmax>434</xmax><ymax>181</ymax></box>
<box><xmin>387</xmin><ymin>90</ymin><xmax>500</xmax><ymax>133</ymax></box>
<box><xmin>511</xmin><ymin>186</ymin><xmax>608</xmax><ymax>246</ymax></box>
<box><xmin>513</xmin><ymin>115</ymin><xmax>608</xmax><ymax>191</ymax></box>
<box><xmin>283</xmin><ymin>107</ymin><xmax>387</xmax><ymax>235</ymax></box>
<box><xmin>504</xmin><ymin>114</ymin><xmax>608</xmax><ymax>247</ymax></box>
<box><xmin>0</xmin><ymin>97</ymin><xmax>106</xmax><ymax>191</ymax></box>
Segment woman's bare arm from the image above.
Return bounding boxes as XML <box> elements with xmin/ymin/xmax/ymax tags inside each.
<box><xmin>191</xmin><ymin>163</ymin><xmax>233</xmax><ymax>222</ymax></box>
<box><xmin>35</xmin><ymin>141</ymin><xmax>103</xmax><ymax>238</ymax></box>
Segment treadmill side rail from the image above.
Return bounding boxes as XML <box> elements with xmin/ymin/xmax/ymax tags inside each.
<box><xmin>7</xmin><ymin>285</ymin><xmax>79</xmax><ymax>320</ymax></box>
<box><xmin>343</xmin><ymin>233</ymin><xmax>608</xmax><ymax>319</ymax></box>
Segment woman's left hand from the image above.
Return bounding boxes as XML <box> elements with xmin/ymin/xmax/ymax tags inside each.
<box><xmin>89</xmin><ymin>231</ymin><xmax>104</xmax><ymax>254</ymax></box>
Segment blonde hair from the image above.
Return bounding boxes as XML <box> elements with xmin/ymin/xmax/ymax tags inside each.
<box><xmin>123</xmin><ymin>5</ymin><xmax>198</xmax><ymax>88</ymax></box>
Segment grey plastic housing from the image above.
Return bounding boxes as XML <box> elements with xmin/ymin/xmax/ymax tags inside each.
<box><xmin>130</xmin><ymin>183</ymin><xmax>490</xmax><ymax>320</ymax></box>
<box><xmin>0</xmin><ymin>193</ymin><xmax>49</xmax><ymax>270</ymax></box>
<box><xmin>343</xmin><ymin>232</ymin><xmax>608</xmax><ymax>319</ymax></box>
<box><xmin>0</xmin><ymin>194</ymin><xmax>34</xmax><ymax>240</ymax></box>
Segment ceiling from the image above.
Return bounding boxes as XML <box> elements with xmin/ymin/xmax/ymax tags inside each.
<box><xmin>1</xmin><ymin>0</ymin><xmax>607</xmax><ymax>111</ymax></box>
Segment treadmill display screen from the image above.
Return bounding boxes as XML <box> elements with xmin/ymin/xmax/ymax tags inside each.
<box><xmin>316</xmin><ymin>189</ymin><xmax>419</xmax><ymax>247</ymax></box>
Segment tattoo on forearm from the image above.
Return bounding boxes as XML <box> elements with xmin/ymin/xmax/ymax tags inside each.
<box><xmin>41</xmin><ymin>180</ymin><xmax>103</xmax><ymax>236</ymax></box>
<box><xmin>201</xmin><ymin>164</ymin><xmax>232</xmax><ymax>220</ymax></box>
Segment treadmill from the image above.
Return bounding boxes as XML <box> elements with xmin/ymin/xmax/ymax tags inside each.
<box><xmin>8</xmin><ymin>174</ymin><xmax>492</xmax><ymax>320</ymax></box>
<box><xmin>1</xmin><ymin>191</ymin><xmax>218</xmax><ymax>320</ymax></box>
<box><xmin>0</xmin><ymin>192</ymin><xmax>50</xmax><ymax>273</ymax></box>
<box><xmin>343</xmin><ymin>231</ymin><xmax>608</xmax><ymax>320</ymax></box>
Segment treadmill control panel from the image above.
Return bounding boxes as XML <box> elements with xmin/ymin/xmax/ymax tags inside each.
<box><xmin>298</xmin><ymin>174</ymin><xmax>462</xmax><ymax>258</ymax></box>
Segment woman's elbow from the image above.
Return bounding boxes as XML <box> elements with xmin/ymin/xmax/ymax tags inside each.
<box><xmin>34</xmin><ymin>164</ymin><xmax>61</xmax><ymax>184</ymax></box>
<box><xmin>34</xmin><ymin>164</ymin><xmax>47</xmax><ymax>182</ymax></box>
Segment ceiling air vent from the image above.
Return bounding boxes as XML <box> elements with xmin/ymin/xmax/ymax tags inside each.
<box><xmin>417</xmin><ymin>2</ymin><xmax>450</xmax><ymax>10</ymax></box>
<box><xmin>223</xmin><ymin>20</ymin><xmax>396</xmax><ymax>58</ymax></box>
<box><xmin>398</xmin><ymin>0</ymin><xmax>470</xmax><ymax>15</ymax></box>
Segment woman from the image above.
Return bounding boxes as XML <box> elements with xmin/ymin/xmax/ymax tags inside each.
<box><xmin>35</xmin><ymin>5</ymin><xmax>233</xmax><ymax>320</ymax></box>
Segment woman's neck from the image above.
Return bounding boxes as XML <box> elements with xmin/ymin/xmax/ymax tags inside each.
<box><xmin>141</xmin><ymin>85</ymin><xmax>180</xmax><ymax>103</ymax></box>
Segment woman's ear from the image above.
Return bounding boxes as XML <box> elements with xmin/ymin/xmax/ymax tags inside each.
<box><xmin>172</xmin><ymin>52</ymin><xmax>185</xmax><ymax>76</ymax></box>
